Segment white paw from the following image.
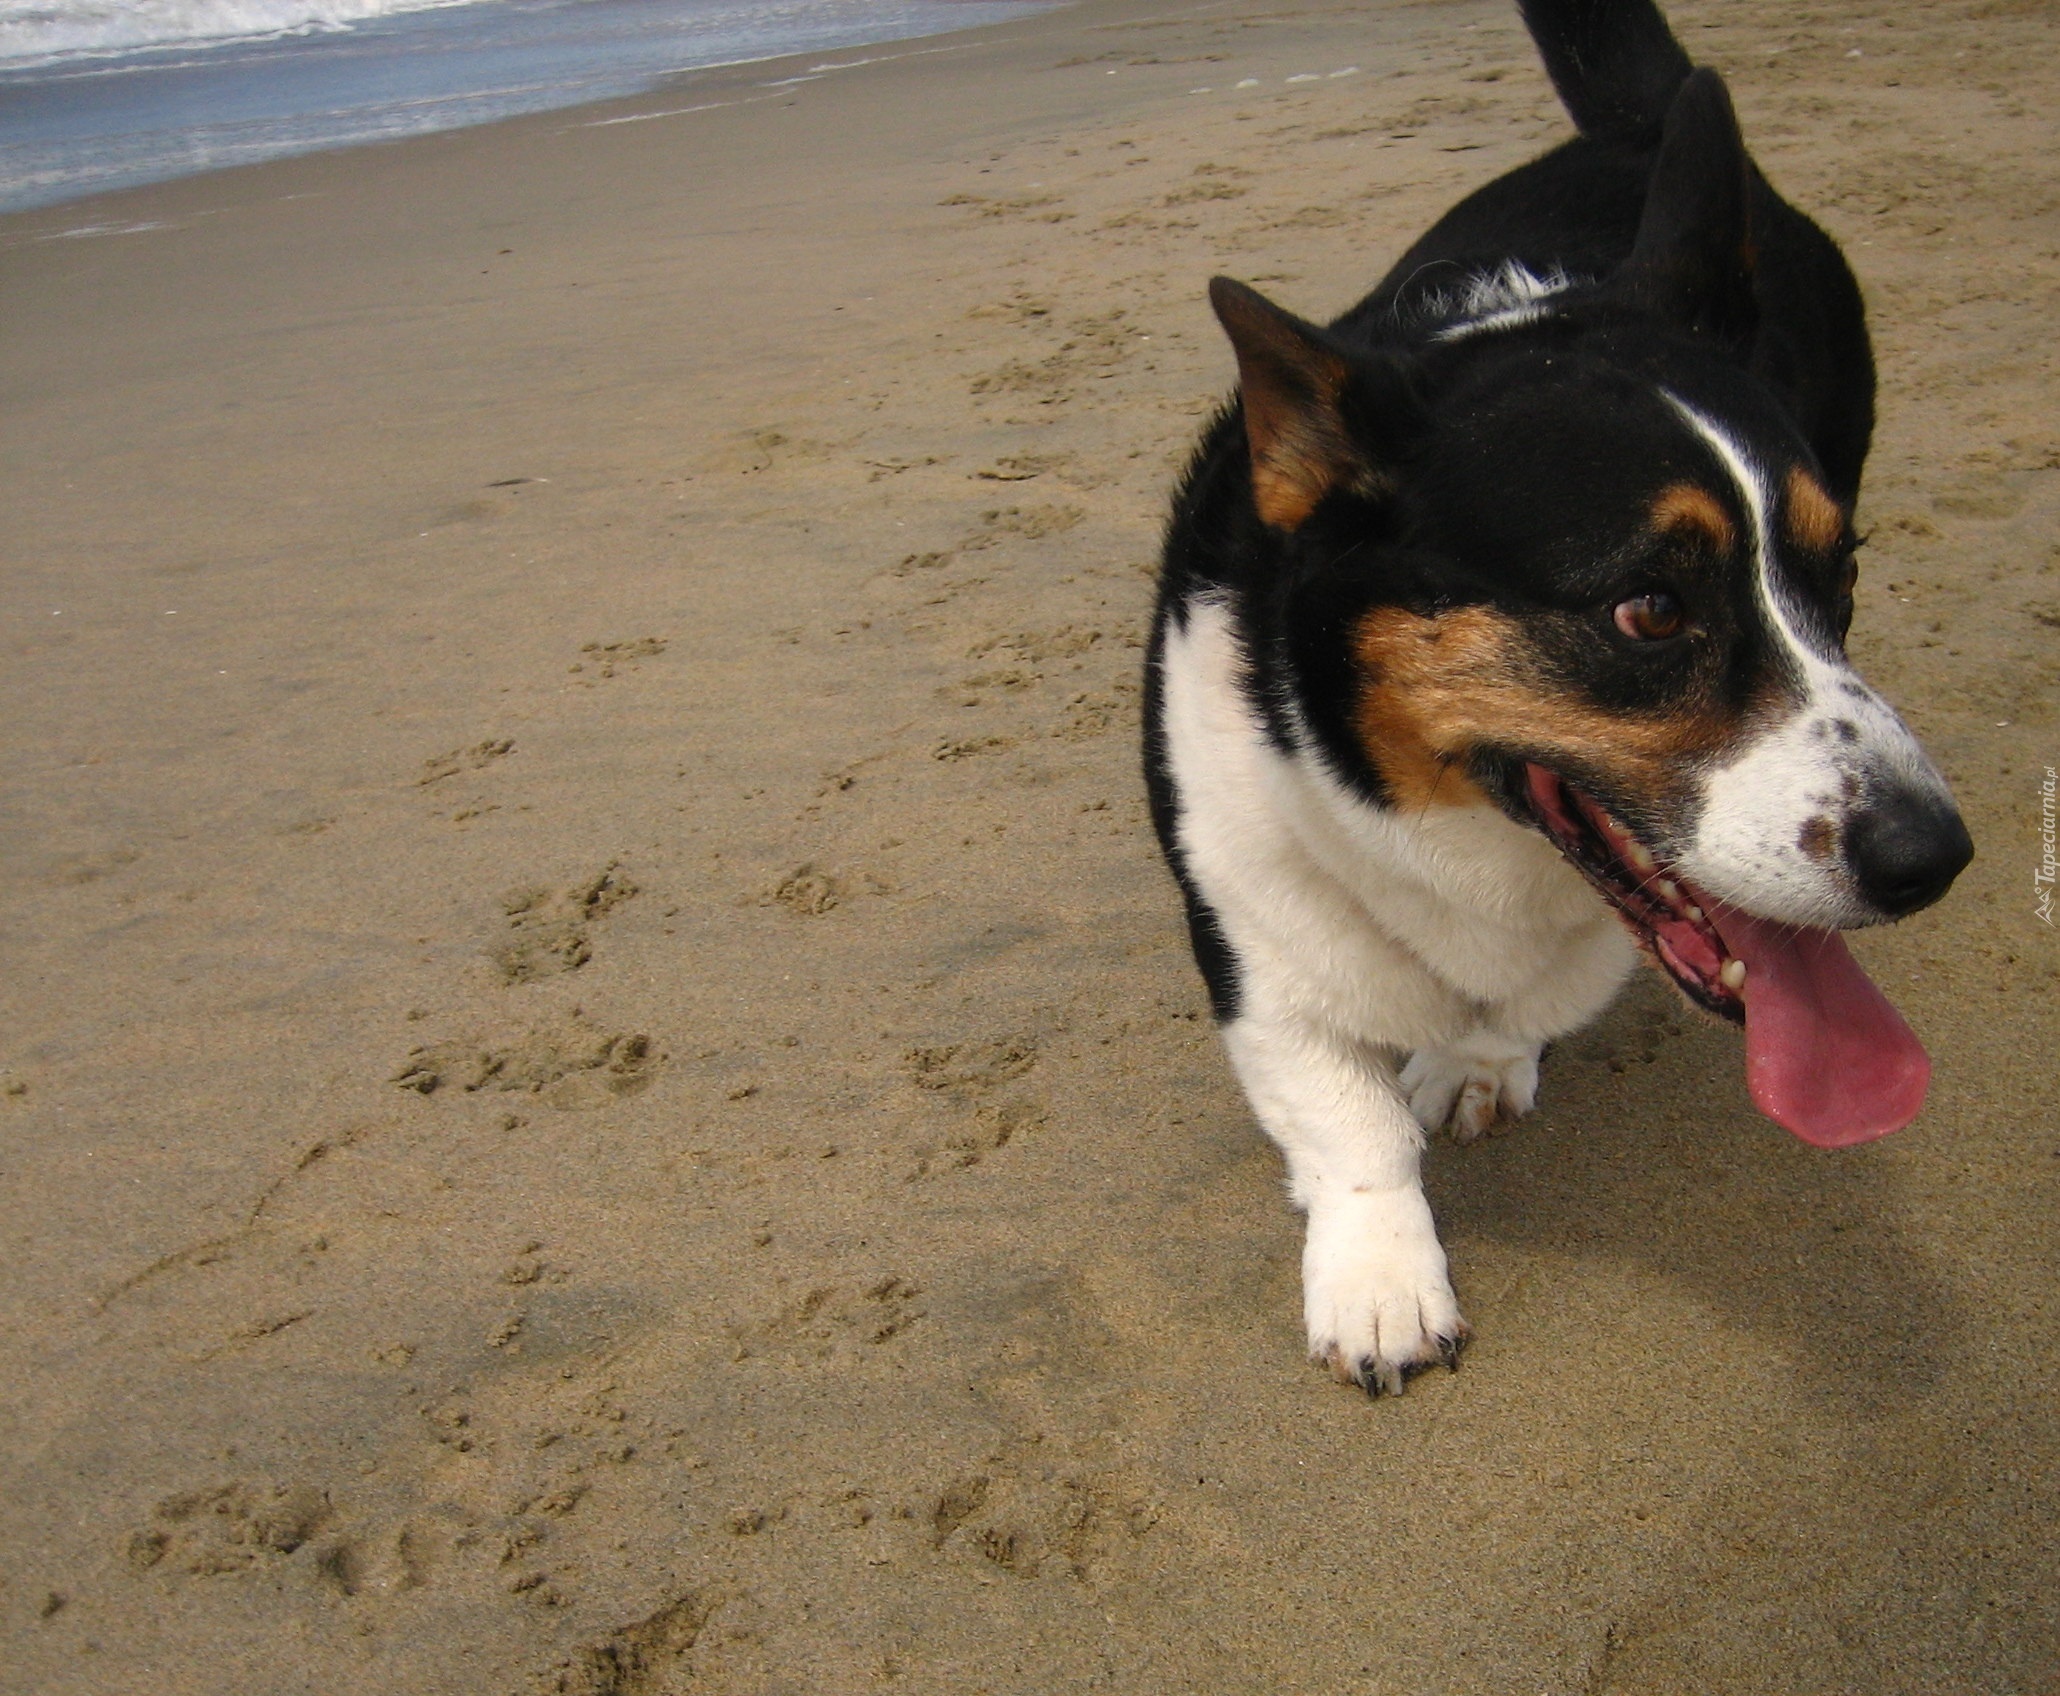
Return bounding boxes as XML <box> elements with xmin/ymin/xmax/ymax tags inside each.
<box><xmin>1302</xmin><ymin>1185</ymin><xmax>1467</xmax><ymax>1396</ymax></box>
<box><xmin>1400</xmin><ymin>1036</ymin><xmax>1540</xmax><ymax>1142</ymax></box>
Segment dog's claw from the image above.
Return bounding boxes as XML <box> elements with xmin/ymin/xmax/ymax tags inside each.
<box><xmin>1341</xmin><ymin>1332</ymin><xmax>1468</xmax><ymax>1397</ymax></box>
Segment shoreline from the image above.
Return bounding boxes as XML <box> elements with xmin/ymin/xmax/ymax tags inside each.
<box><xmin>0</xmin><ymin>0</ymin><xmax>1151</xmax><ymax>235</ymax></box>
<box><xmin>3</xmin><ymin>1</ymin><xmax>2055</xmax><ymax>1691</ymax></box>
<box><xmin>0</xmin><ymin>0</ymin><xmax>1069</xmax><ymax>217</ymax></box>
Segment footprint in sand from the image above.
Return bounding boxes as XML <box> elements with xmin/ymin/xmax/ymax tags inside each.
<box><xmin>737</xmin><ymin>1276</ymin><xmax>928</xmax><ymax>1363</ymax></box>
<box><xmin>1053</xmin><ymin>681</ymin><xmax>1140</xmax><ymax>740</ymax></box>
<box><xmin>758</xmin><ymin>862</ymin><xmax>890</xmax><ymax>914</ymax></box>
<box><xmin>126</xmin><ymin>1481</ymin><xmax>335</xmax><ymax>1578</ymax></box>
<box><xmin>491</xmin><ymin>863</ymin><xmax>637</xmax><ymax>982</ymax></box>
<box><xmin>932</xmin><ymin>734</ymin><xmax>1017</xmax><ymax>761</ymax></box>
<box><xmin>960</xmin><ymin>504</ymin><xmax>1086</xmax><ymax>549</ymax></box>
<box><xmin>552</xmin><ymin>1590</ymin><xmax>723</xmax><ymax>1696</ymax></box>
<box><xmin>569</xmin><ymin>636</ymin><xmax>667</xmax><ymax>680</ymax></box>
<box><xmin>909</xmin><ymin>1097</ymin><xmax>1048</xmax><ymax>1180</ymax></box>
<box><xmin>416</xmin><ymin>737</ymin><xmax>514</xmax><ymax>786</ymax></box>
<box><xmin>926</xmin><ymin>1466</ymin><xmax>1158</xmax><ymax>1581</ymax></box>
<box><xmin>905</xmin><ymin>1035</ymin><xmax>1038</xmax><ymax>1093</ymax></box>
<box><xmin>972</xmin><ymin>623</ymin><xmax>1105</xmax><ymax>664</ymax></box>
<box><xmin>392</xmin><ymin>1011</ymin><xmax>661</xmax><ymax>1108</ymax></box>
<box><xmin>759</xmin><ymin>863</ymin><xmax>842</xmax><ymax>915</ymax></box>
<box><xmin>939</xmin><ymin>191</ymin><xmax>1073</xmax><ymax>223</ymax></box>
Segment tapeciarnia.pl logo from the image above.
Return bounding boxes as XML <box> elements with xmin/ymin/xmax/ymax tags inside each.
<box><xmin>2037</xmin><ymin>765</ymin><xmax>2057</xmax><ymax>927</ymax></box>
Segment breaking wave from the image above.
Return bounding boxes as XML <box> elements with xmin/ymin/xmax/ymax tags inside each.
<box><xmin>0</xmin><ymin>0</ymin><xmax>479</xmax><ymax>66</ymax></box>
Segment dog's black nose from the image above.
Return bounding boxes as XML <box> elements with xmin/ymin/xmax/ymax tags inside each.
<box><xmin>1846</xmin><ymin>792</ymin><xmax>1973</xmax><ymax>917</ymax></box>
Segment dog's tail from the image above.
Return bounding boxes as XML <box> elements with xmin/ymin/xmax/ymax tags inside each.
<box><xmin>1516</xmin><ymin>0</ymin><xmax>1695</xmax><ymax>142</ymax></box>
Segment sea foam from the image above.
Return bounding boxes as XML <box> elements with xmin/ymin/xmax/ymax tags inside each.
<box><xmin>0</xmin><ymin>0</ymin><xmax>474</xmax><ymax>67</ymax></box>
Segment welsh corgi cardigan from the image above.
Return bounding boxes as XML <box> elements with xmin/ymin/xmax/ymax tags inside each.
<box><xmin>1143</xmin><ymin>0</ymin><xmax>1973</xmax><ymax>1393</ymax></box>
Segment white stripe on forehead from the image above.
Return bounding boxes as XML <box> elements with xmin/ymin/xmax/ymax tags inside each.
<box><xmin>1659</xmin><ymin>390</ymin><xmax>1844</xmax><ymax>679</ymax></box>
<box><xmin>1656</xmin><ymin>391</ymin><xmax>1944</xmax><ymax>803</ymax></box>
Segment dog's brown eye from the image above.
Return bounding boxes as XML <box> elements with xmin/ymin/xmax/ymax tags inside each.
<box><xmin>1839</xmin><ymin>554</ymin><xmax>1859</xmax><ymax>596</ymax></box>
<box><xmin>1613</xmin><ymin>591</ymin><xmax>1687</xmax><ymax>641</ymax></box>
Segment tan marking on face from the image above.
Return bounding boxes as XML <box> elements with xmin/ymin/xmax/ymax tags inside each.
<box><xmin>1783</xmin><ymin>466</ymin><xmax>1845</xmax><ymax>555</ymax></box>
<box><xmin>1650</xmin><ymin>482</ymin><xmax>1736</xmax><ymax>554</ymax></box>
<box><xmin>1352</xmin><ymin>605</ymin><xmax>1764</xmax><ymax>814</ymax></box>
<box><xmin>1797</xmin><ymin>815</ymin><xmax>1838</xmax><ymax>862</ymax></box>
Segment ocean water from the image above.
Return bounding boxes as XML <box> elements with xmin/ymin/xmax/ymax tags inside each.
<box><xmin>0</xmin><ymin>0</ymin><xmax>1054</xmax><ymax>213</ymax></box>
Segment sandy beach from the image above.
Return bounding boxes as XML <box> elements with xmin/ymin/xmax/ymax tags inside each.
<box><xmin>2</xmin><ymin>0</ymin><xmax>2056</xmax><ymax>1689</ymax></box>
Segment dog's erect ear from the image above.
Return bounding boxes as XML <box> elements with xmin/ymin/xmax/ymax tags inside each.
<box><xmin>1611</xmin><ymin>68</ymin><xmax>1758</xmax><ymax>345</ymax></box>
<box><xmin>1209</xmin><ymin>276</ymin><xmax>1406</xmax><ymax>531</ymax></box>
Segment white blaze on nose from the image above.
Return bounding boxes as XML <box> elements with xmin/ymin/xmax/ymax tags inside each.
<box><xmin>1659</xmin><ymin>393</ymin><xmax>1953</xmax><ymax>928</ymax></box>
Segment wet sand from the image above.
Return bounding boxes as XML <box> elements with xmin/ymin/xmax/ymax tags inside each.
<box><xmin>1</xmin><ymin>0</ymin><xmax>2056</xmax><ymax>1690</ymax></box>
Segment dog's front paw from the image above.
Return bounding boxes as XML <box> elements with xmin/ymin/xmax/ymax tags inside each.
<box><xmin>1302</xmin><ymin>1187</ymin><xmax>1467</xmax><ymax>1396</ymax></box>
<box><xmin>1400</xmin><ymin>1037</ymin><xmax>1540</xmax><ymax>1142</ymax></box>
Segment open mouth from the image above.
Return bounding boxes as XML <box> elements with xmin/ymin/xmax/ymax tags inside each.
<box><xmin>1523</xmin><ymin>764</ymin><xmax>1743</xmax><ymax>1024</ymax></box>
<box><xmin>1520</xmin><ymin>762</ymin><xmax>1931</xmax><ymax>1148</ymax></box>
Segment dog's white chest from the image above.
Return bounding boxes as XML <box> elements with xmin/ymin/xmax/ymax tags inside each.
<box><xmin>1157</xmin><ymin>595</ymin><xmax>1632</xmax><ymax>1050</ymax></box>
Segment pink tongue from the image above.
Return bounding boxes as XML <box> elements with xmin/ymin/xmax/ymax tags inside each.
<box><xmin>1705</xmin><ymin>900</ymin><xmax>1929</xmax><ymax>1147</ymax></box>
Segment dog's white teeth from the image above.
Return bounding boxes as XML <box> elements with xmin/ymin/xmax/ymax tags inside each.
<box><xmin>1626</xmin><ymin>840</ymin><xmax>1657</xmax><ymax>874</ymax></box>
<box><xmin>1656</xmin><ymin>878</ymin><xmax>1680</xmax><ymax>904</ymax></box>
<box><xmin>1686</xmin><ymin>904</ymin><xmax>1704</xmax><ymax>924</ymax></box>
<box><xmin>1719</xmin><ymin>958</ymin><xmax>1747</xmax><ymax>991</ymax></box>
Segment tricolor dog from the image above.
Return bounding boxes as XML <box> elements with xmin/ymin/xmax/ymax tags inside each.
<box><xmin>1143</xmin><ymin>0</ymin><xmax>1972</xmax><ymax>1393</ymax></box>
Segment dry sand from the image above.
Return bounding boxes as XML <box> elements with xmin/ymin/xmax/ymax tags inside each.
<box><xmin>2</xmin><ymin>0</ymin><xmax>2056</xmax><ymax>1690</ymax></box>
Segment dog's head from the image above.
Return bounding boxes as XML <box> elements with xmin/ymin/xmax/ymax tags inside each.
<box><xmin>1205</xmin><ymin>72</ymin><xmax>1970</xmax><ymax>1147</ymax></box>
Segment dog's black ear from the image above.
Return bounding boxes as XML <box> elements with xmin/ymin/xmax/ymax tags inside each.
<box><xmin>1611</xmin><ymin>68</ymin><xmax>1758</xmax><ymax>345</ymax></box>
<box><xmin>1209</xmin><ymin>277</ymin><xmax>1411</xmax><ymax>531</ymax></box>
